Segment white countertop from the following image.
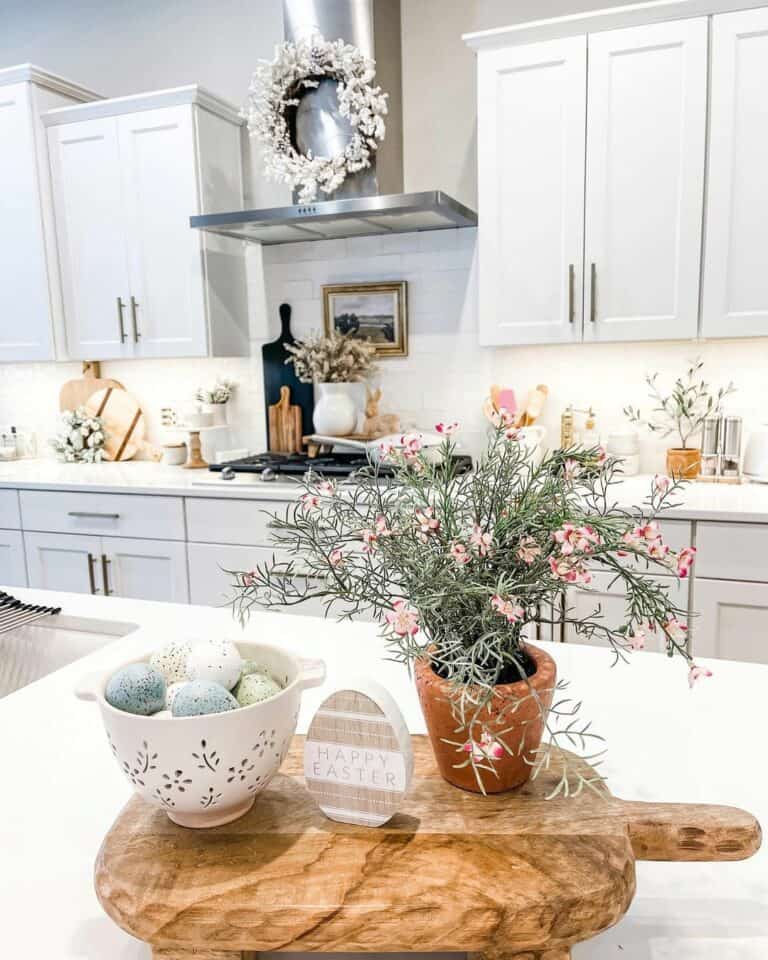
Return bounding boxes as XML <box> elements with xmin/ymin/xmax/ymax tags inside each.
<box><xmin>0</xmin><ymin>587</ymin><xmax>765</xmax><ymax>960</ymax></box>
<box><xmin>3</xmin><ymin>458</ymin><xmax>768</xmax><ymax>520</ymax></box>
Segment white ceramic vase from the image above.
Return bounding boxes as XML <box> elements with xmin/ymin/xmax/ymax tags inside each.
<box><xmin>202</xmin><ymin>402</ymin><xmax>227</xmax><ymax>426</ymax></box>
<box><xmin>313</xmin><ymin>382</ymin><xmax>357</xmax><ymax>436</ymax></box>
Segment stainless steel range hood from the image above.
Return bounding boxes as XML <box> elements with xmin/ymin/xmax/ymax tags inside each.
<box><xmin>191</xmin><ymin>191</ymin><xmax>476</xmax><ymax>244</ymax></box>
<box><xmin>191</xmin><ymin>0</ymin><xmax>477</xmax><ymax>246</ymax></box>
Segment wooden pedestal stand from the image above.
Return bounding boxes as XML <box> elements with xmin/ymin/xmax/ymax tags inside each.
<box><xmin>95</xmin><ymin>736</ymin><xmax>760</xmax><ymax>960</ymax></box>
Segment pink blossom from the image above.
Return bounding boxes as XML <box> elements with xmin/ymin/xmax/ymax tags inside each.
<box><xmin>384</xmin><ymin>600</ymin><xmax>420</xmax><ymax>637</ymax></box>
<box><xmin>299</xmin><ymin>493</ymin><xmax>320</xmax><ymax>511</ymax></box>
<box><xmin>646</xmin><ymin>540</ymin><xmax>670</xmax><ymax>561</ymax></box>
<box><xmin>688</xmin><ymin>663</ymin><xmax>713</xmax><ymax>688</ymax></box>
<box><xmin>563</xmin><ymin>458</ymin><xmax>582</xmax><ymax>482</ymax></box>
<box><xmin>450</xmin><ymin>541</ymin><xmax>471</xmax><ymax>565</ymax></box>
<box><xmin>378</xmin><ymin>439</ymin><xmax>395</xmax><ymax>458</ymax></box>
<box><xmin>241</xmin><ymin>570</ymin><xmax>259</xmax><ymax>587</ymax></box>
<box><xmin>628</xmin><ymin>629</ymin><xmax>646</xmax><ymax>651</ymax></box>
<box><xmin>400</xmin><ymin>432</ymin><xmax>423</xmax><ymax>454</ymax></box>
<box><xmin>328</xmin><ymin>548</ymin><xmax>345</xmax><ymax>568</ymax></box>
<box><xmin>415</xmin><ymin>506</ymin><xmax>440</xmax><ymax>539</ymax></box>
<box><xmin>463</xmin><ymin>731</ymin><xmax>505</xmax><ymax>760</ymax></box>
<box><xmin>654</xmin><ymin>474</ymin><xmax>672</xmax><ymax>494</ymax></box>
<box><xmin>553</xmin><ymin>523</ymin><xmax>601</xmax><ymax>556</ymax></box>
<box><xmin>664</xmin><ymin>618</ymin><xmax>688</xmax><ymax>644</ymax></box>
<box><xmin>548</xmin><ymin>554</ymin><xmax>592</xmax><ymax>585</ymax></box>
<box><xmin>504</xmin><ymin>426</ymin><xmax>521</xmax><ymax>441</ymax></box>
<box><xmin>676</xmin><ymin>546</ymin><xmax>697</xmax><ymax>579</ymax></box>
<box><xmin>361</xmin><ymin>515</ymin><xmax>391</xmax><ymax>553</ymax></box>
<box><xmin>595</xmin><ymin>446</ymin><xmax>607</xmax><ymax>464</ymax></box>
<box><xmin>517</xmin><ymin>536</ymin><xmax>541</xmax><ymax>565</ymax></box>
<box><xmin>469</xmin><ymin>523</ymin><xmax>494</xmax><ymax>557</ymax></box>
<box><xmin>490</xmin><ymin>594</ymin><xmax>525</xmax><ymax>623</ymax></box>
<box><xmin>316</xmin><ymin>480</ymin><xmax>335</xmax><ymax>497</ymax></box>
<box><xmin>435</xmin><ymin>421</ymin><xmax>459</xmax><ymax>436</ymax></box>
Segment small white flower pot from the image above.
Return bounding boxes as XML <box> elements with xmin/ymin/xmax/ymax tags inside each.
<box><xmin>75</xmin><ymin>642</ymin><xmax>325</xmax><ymax>829</ymax></box>
<box><xmin>313</xmin><ymin>382</ymin><xmax>357</xmax><ymax>436</ymax></box>
<box><xmin>202</xmin><ymin>402</ymin><xmax>228</xmax><ymax>426</ymax></box>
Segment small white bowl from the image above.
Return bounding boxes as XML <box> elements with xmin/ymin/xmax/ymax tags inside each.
<box><xmin>76</xmin><ymin>642</ymin><xmax>325</xmax><ymax>828</ymax></box>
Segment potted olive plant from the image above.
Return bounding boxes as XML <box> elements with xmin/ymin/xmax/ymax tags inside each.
<box><xmin>624</xmin><ymin>359</ymin><xmax>735</xmax><ymax>479</ymax></box>
<box><xmin>229</xmin><ymin>424</ymin><xmax>703</xmax><ymax>795</ymax></box>
<box><xmin>285</xmin><ymin>331</ymin><xmax>377</xmax><ymax>436</ymax></box>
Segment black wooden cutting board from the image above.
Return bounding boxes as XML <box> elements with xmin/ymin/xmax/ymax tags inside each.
<box><xmin>262</xmin><ymin>303</ymin><xmax>314</xmax><ymax>444</ymax></box>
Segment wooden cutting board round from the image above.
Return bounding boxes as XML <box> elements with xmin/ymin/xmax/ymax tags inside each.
<box><xmin>59</xmin><ymin>375</ymin><xmax>124</xmax><ymax>413</ymax></box>
<box><xmin>84</xmin><ymin>387</ymin><xmax>145</xmax><ymax>461</ymax></box>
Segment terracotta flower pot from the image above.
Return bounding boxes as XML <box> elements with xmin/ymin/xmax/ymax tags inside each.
<box><xmin>414</xmin><ymin>643</ymin><xmax>557</xmax><ymax>794</ymax></box>
<box><xmin>666</xmin><ymin>447</ymin><xmax>701</xmax><ymax>479</ymax></box>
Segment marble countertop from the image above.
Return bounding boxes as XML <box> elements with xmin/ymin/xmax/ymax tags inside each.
<box><xmin>3</xmin><ymin>458</ymin><xmax>768</xmax><ymax>520</ymax></box>
<box><xmin>0</xmin><ymin>587</ymin><xmax>764</xmax><ymax>959</ymax></box>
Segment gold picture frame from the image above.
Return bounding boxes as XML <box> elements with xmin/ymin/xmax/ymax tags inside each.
<box><xmin>322</xmin><ymin>281</ymin><xmax>408</xmax><ymax>358</ymax></box>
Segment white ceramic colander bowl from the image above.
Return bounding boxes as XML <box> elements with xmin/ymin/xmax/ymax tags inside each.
<box><xmin>76</xmin><ymin>642</ymin><xmax>325</xmax><ymax>828</ymax></box>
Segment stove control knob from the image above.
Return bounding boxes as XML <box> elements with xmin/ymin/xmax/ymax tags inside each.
<box><xmin>221</xmin><ymin>466</ymin><xmax>235</xmax><ymax>481</ymax></box>
<box><xmin>261</xmin><ymin>467</ymin><xmax>277</xmax><ymax>482</ymax></box>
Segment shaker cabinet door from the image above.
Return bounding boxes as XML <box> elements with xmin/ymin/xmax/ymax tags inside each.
<box><xmin>0</xmin><ymin>529</ymin><xmax>27</xmax><ymax>588</ymax></box>
<box><xmin>48</xmin><ymin>118</ymin><xmax>133</xmax><ymax>360</ymax></box>
<box><xmin>118</xmin><ymin>106</ymin><xmax>208</xmax><ymax>358</ymax></box>
<box><xmin>584</xmin><ymin>18</ymin><xmax>707</xmax><ymax>342</ymax></box>
<box><xmin>24</xmin><ymin>532</ymin><xmax>103</xmax><ymax>595</ymax></box>
<box><xmin>477</xmin><ymin>36</ymin><xmax>586</xmax><ymax>345</ymax></box>
<box><xmin>702</xmin><ymin>8</ymin><xmax>768</xmax><ymax>339</ymax></box>
<box><xmin>692</xmin><ymin>578</ymin><xmax>768</xmax><ymax>664</ymax></box>
<box><xmin>0</xmin><ymin>84</ymin><xmax>55</xmax><ymax>362</ymax></box>
<box><xmin>105</xmin><ymin>537</ymin><xmax>189</xmax><ymax>604</ymax></box>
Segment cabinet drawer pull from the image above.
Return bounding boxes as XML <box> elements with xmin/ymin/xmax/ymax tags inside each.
<box><xmin>101</xmin><ymin>554</ymin><xmax>113</xmax><ymax>596</ymax></box>
<box><xmin>116</xmin><ymin>297</ymin><xmax>127</xmax><ymax>343</ymax></box>
<box><xmin>589</xmin><ymin>262</ymin><xmax>597</xmax><ymax>324</ymax></box>
<box><xmin>130</xmin><ymin>296</ymin><xmax>141</xmax><ymax>343</ymax></box>
<box><xmin>87</xmin><ymin>553</ymin><xmax>100</xmax><ymax>595</ymax></box>
<box><xmin>68</xmin><ymin>511</ymin><xmax>120</xmax><ymax>520</ymax></box>
<box><xmin>568</xmin><ymin>263</ymin><xmax>575</xmax><ymax>324</ymax></box>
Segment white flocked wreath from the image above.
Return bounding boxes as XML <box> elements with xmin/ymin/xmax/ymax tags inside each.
<box><xmin>246</xmin><ymin>34</ymin><xmax>388</xmax><ymax>203</ymax></box>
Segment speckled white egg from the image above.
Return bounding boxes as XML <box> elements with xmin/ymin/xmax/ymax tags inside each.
<box><xmin>235</xmin><ymin>672</ymin><xmax>282</xmax><ymax>707</ymax></box>
<box><xmin>187</xmin><ymin>640</ymin><xmax>243</xmax><ymax>691</ymax></box>
<box><xmin>149</xmin><ymin>640</ymin><xmax>192</xmax><ymax>685</ymax></box>
<box><xmin>171</xmin><ymin>680</ymin><xmax>238</xmax><ymax>717</ymax></box>
<box><xmin>105</xmin><ymin>663</ymin><xmax>166</xmax><ymax>716</ymax></box>
<box><xmin>165</xmin><ymin>680</ymin><xmax>187</xmax><ymax>711</ymax></box>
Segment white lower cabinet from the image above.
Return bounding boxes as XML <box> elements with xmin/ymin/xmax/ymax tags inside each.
<box><xmin>692</xmin><ymin>578</ymin><xmax>768</xmax><ymax>665</ymax></box>
<box><xmin>0</xmin><ymin>529</ymin><xmax>27</xmax><ymax>588</ymax></box>
<box><xmin>24</xmin><ymin>531</ymin><xmax>188</xmax><ymax>602</ymax></box>
<box><xmin>566</xmin><ymin>571</ymin><xmax>687</xmax><ymax>653</ymax></box>
<box><xmin>187</xmin><ymin>542</ymin><xmax>331</xmax><ymax>619</ymax></box>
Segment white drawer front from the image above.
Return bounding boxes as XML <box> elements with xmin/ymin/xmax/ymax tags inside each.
<box><xmin>186</xmin><ymin>498</ymin><xmax>292</xmax><ymax>546</ymax></box>
<box><xmin>696</xmin><ymin>522</ymin><xmax>768</xmax><ymax>582</ymax></box>
<box><xmin>0</xmin><ymin>489</ymin><xmax>21</xmax><ymax>529</ymax></box>
<box><xmin>19</xmin><ymin>490</ymin><xmax>185</xmax><ymax>541</ymax></box>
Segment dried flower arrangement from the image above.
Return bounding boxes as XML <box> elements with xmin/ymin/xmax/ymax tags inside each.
<box><xmin>229</xmin><ymin>423</ymin><xmax>704</xmax><ymax>796</ymax></box>
<box><xmin>285</xmin><ymin>330</ymin><xmax>377</xmax><ymax>384</ymax></box>
<box><xmin>246</xmin><ymin>34</ymin><xmax>388</xmax><ymax>202</ymax></box>
<box><xmin>51</xmin><ymin>407</ymin><xmax>107</xmax><ymax>463</ymax></box>
<box><xmin>624</xmin><ymin>359</ymin><xmax>735</xmax><ymax>450</ymax></box>
<box><xmin>195</xmin><ymin>378</ymin><xmax>237</xmax><ymax>405</ymax></box>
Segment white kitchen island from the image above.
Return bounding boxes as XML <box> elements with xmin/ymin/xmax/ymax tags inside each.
<box><xmin>0</xmin><ymin>587</ymin><xmax>764</xmax><ymax>960</ymax></box>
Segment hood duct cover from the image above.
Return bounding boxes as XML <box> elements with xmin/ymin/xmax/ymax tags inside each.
<box><xmin>190</xmin><ymin>0</ymin><xmax>477</xmax><ymax>245</ymax></box>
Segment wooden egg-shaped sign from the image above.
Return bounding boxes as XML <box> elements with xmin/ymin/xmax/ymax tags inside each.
<box><xmin>304</xmin><ymin>678</ymin><xmax>413</xmax><ymax>827</ymax></box>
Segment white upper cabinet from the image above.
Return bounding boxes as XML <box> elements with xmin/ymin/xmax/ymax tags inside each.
<box><xmin>0</xmin><ymin>66</ymin><xmax>99</xmax><ymax>362</ymax></box>
<box><xmin>46</xmin><ymin>87</ymin><xmax>249</xmax><ymax>360</ymax></box>
<box><xmin>584</xmin><ymin>18</ymin><xmax>707</xmax><ymax>343</ymax></box>
<box><xmin>477</xmin><ymin>37</ymin><xmax>586</xmax><ymax>345</ymax></box>
<box><xmin>702</xmin><ymin>8</ymin><xmax>768</xmax><ymax>339</ymax></box>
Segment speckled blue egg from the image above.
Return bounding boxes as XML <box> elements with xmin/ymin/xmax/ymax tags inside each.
<box><xmin>165</xmin><ymin>680</ymin><xmax>187</xmax><ymax>711</ymax></box>
<box><xmin>105</xmin><ymin>663</ymin><xmax>166</xmax><ymax>716</ymax></box>
<box><xmin>149</xmin><ymin>640</ymin><xmax>192</xmax><ymax>685</ymax></box>
<box><xmin>170</xmin><ymin>680</ymin><xmax>238</xmax><ymax>717</ymax></box>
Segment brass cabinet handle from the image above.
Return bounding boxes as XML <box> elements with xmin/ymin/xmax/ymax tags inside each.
<box><xmin>568</xmin><ymin>264</ymin><xmax>575</xmax><ymax>324</ymax></box>
<box><xmin>116</xmin><ymin>297</ymin><xmax>127</xmax><ymax>343</ymax></box>
<box><xmin>130</xmin><ymin>296</ymin><xmax>141</xmax><ymax>342</ymax></box>
<box><xmin>589</xmin><ymin>262</ymin><xmax>597</xmax><ymax>324</ymax></box>
<box><xmin>68</xmin><ymin>511</ymin><xmax>120</xmax><ymax>519</ymax></box>
<box><xmin>101</xmin><ymin>554</ymin><xmax>113</xmax><ymax>596</ymax></box>
<box><xmin>87</xmin><ymin>553</ymin><xmax>100</xmax><ymax>594</ymax></box>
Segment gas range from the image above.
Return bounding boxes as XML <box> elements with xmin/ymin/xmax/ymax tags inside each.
<box><xmin>208</xmin><ymin>451</ymin><xmax>473</xmax><ymax>482</ymax></box>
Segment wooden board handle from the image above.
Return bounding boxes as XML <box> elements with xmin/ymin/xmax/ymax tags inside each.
<box><xmin>622</xmin><ymin>800</ymin><xmax>761</xmax><ymax>862</ymax></box>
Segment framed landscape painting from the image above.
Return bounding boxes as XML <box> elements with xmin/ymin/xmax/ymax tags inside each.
<box><xmin>322</xmin><ymin>281</ymin><xmax>408</xmax><ymax>358</ymax></box>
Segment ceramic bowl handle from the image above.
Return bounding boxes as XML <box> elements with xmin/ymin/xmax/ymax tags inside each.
<box><xmin>75</xmin><ymin>671</ymin><xmax>103</xmax><ymax>702</ymax></box>
<box><xmin>298</xmin><ymin>658</ymin><xmax>326</xmax><ymax>690</ymax></box>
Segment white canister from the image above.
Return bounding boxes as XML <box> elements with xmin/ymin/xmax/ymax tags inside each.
<box><xmin>161</xmin><ymin>442</ymin><xmax>187</xmax><ymax>466</ymax></box>
<box><xmin>313</xmin><ymin>383</ymin><xmax>358</xmax><ymax>436</ymax></box>
<box><xmin>607</xmin><ymin>431</ymin><xmax>640</xmax><ymax>457</ymax></box>
<box><xmin>616</xmin><ymin>452</ymin><xmax>641</xmax><ymax>476</ymax></box>
<box><xmin>202</xmin><ymin>402</ymin><xmax>228</xmax><ymax>426</ymax></box>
